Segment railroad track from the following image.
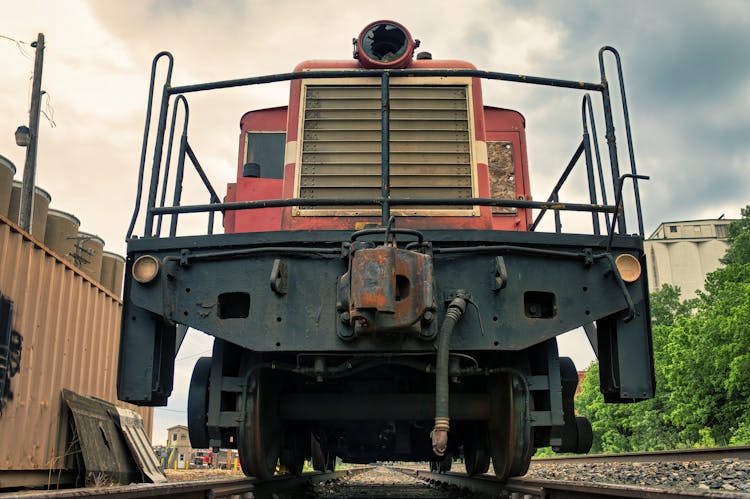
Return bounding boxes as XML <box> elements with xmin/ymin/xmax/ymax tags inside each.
<box><xmin>532</xmin><ymin>445</ymin><xmax>750</xmax><ymax>465</ymax></box>
<box><xmin>4</xmin><ymin>447</ymin><xmax>749</xmax><ymax>499</ymax></box>
<box><xmin>388</xmin><ymin>447</ymin><xmax>750</xmax><ymax>498</ymax></box>
<box><xmin>397</xmin><ymin>467</ymin><xmax>750</xmax><ymax>498</ymax></box>
<box><xmin>1</xmin><ymin>469</ymin><xmax>366</xmax><ymax>499</ymax></box>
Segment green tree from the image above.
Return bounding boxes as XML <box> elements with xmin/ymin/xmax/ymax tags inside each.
<box><xmin>576</xmin><ymin>204</ymin><xmax>750</xmax><ymax>450</ymax></box>
<box><xmin>649</xmin><ymin>284</ymin><xmax>695</xmax><ymax>327</ymax></box>
<box><xmin>662</xmin><ymin>263</ymin><xmax>750</xmax><ymax>445</ymax></box>
<box><xmin>721</xmin><ymin>205</ymin><xmax>750</xmax><ymax>265</ymax></box>
<box><xmin>575</xmin><ymin>316</ymin><xmax>682</xmax><ymax>453</ymax></box>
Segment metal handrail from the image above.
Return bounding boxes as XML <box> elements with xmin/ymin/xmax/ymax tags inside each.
<box><xmin>126</xmin><ymin>51</ymin><xmax>173</xmax><ymax>240</ymax></box>
<box><xmin>167</xmin><ymin>68</ymin><xmax>605</xmax><ymax>95</ymax></box>
<box><xmin>583</xmin><ymin>93</ymin><xmax>610</xmax><ymax>231</ymax></box>
<box><xmin>129</xmin><ymin>48</ymin><xmax>645</xmax><ymax>241</ymax></box>
<box><xmin>149</xmin><ymin>197</ymin><xmax>616</xmax><ymax>215</ymax></box>
<box><xmin>155</xmin><ymin>95</ymin><xmax>188</xmax><ymax>236</ymax></box>
<box><xmin>528</xmin><ymin>141</ymin><xmax>586</xmax><ymax>232</ymax></box>
<box><xmin>599</xmin><ymin>47</ymin><xmax>644</xmax><ymax>236</ymax></box>
<box><xmin>607</xmin><ymin>174</ymin><xmax>650</xmax><ymax>251</ymax></box>
<box><xmin>582</xmin><ymin>97</ymin><xmax>601</xmax><ymax>235</ymax></box>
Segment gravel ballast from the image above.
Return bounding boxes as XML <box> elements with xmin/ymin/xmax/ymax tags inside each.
<box><xmin>526</xmin><ymin>458</ymin><xmax>750</xmax><ymax>493</ymax></box>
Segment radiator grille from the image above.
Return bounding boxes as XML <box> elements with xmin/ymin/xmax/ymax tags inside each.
<box><xmin>298</xmin><ymin>85</ymin><xmax>474</xmax><ymax>213</ymax></box>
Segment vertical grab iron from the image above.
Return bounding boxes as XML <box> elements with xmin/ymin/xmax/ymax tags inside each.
<box><xmin>127</xmin><ymin>51</ymin><xmax>173</xmax><ymax>241</ymax></box>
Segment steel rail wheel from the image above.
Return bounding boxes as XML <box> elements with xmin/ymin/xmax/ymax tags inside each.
<box><xmin>429</xmin><ymin>453</ymin><xmax>452</xmax><ymax>473</ymax></box>
<box><xmin>311</xmin><ymin>434</ymin><xmax>336</xmax><ymax>472</ymax></box>
<box><xmin>238</xmin><ymin>358</ymin><xmax>282</xmax><ymax>480</ymax></box>
<box><xmin>187</xmin><ymin>357</ymin><xmax>212</xmax><ymax>449</ymax></box>
<box><xmin>463</xmin><ymin>422</ymin><xmax>491</xmax><ymax>476</ymax></box>
<box><xmin>279</xmin><ymin>426</ymin><xmax>308</xmax><ymax>476</ymax></box>
<box><xmin>488</xmin><ymin>372</ymin><xmax>532</xmax><ymax>480</ymax></box>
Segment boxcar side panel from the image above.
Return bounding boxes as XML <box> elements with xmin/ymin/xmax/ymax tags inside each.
<box><xmin>0</xmin><ymin>215</ymin><xmax>153</xmax><ymax>475</ymax></box>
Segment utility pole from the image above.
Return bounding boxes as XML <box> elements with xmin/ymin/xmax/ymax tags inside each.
<box><xmin>18</xmin><ymin>33</ymin><xmax>45</xmax><ymax>233</ymax></box>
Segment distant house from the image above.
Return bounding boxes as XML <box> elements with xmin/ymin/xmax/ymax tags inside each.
<box><xmin>165</xmin><ymin>425</ymin><xmax>193</xmax><ymax>469</ymax></box>
<box><xmin>645</xmin><ymin>218</ymin><xmax>735</xmax><ymax>299</ymax></box>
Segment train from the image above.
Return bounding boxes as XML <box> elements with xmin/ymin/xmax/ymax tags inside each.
<box><xmin>117</xmin><ymin>20</ymin><xmax>655</xmax><ymax>480</ymax></box>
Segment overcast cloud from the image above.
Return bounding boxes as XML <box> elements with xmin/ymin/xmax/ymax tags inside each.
<box><xmin>2</xmin><ymin>0</ymin><xmax>748</xmax><ymax>444</ymax></box>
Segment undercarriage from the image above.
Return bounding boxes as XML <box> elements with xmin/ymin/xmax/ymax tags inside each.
<box><xmin>187</xmin><ymin>338</ymin><xmax>593</xmax><ymax>480</ymax></box>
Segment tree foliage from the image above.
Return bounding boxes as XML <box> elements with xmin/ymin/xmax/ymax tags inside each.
<box><xmin>721</xmin><ymin>205</ymin><xmax>750</xmax><ymax>265</ymax></box>
<box><xmin>649</xmin><ymin>283</ymin><xmax>696</xmax><ymax>327</ymax></box>
<box><xmin>575</xmin><ymin>206</ymin><xmax>750</xmax><ymax>452</ymax></box>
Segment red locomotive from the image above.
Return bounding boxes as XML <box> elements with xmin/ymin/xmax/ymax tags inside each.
<box><xmin>118</xmin><ymin>20</ymin><xmax>654</xmax><ymax>480</ymax></box>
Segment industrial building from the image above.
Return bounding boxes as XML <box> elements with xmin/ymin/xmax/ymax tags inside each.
<box><xmin>645</xmin><ymin>218</ymin><xmax>734</xmax><ymax>299</ymax></box>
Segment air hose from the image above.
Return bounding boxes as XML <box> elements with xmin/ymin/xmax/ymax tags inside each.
<box><xmin>431</xmin><ymin>296</ymin><xmax>467</xmax><ymax>456</ymax></box>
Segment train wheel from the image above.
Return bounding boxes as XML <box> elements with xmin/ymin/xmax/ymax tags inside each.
<box><xmin>429</xmin><ymin>453</ymin><xmax>452</xmax><ymax>473</ymax></box>
<box><xmin>463</xmin><ymin>423</ymin><xmax>490</xmax><ymax>476</ymax></box>
<box><xmin>311</xmin><ymin>434</ymin><xmax>325</xmax><ymax>471</ymax></box>
<box><xmin>187</xmin><ymin>357</ymin><xmax>212</xmax><ymax>449</ymax></box>
<box><xmin>489</xmin><ymin>372</ymin><xmax>532</xmax><ymax>480</ymax></box>
<box><xmin>326</xmin><ymin>450</ymin><xmax>336</xmax><ymax>471</ymax></box>
<box><xmin>279</xmin><ymin>426</ymin><xmax>307</xmax><ymax>476</ymax></box>
<box><xmin>238</xmin><ymin>362</ymin><xmax>282</xmax><ymax>480</ymax></box>
<box><xmin>575</xmin><ymin>416</ymin><xmax>593</xmax><ymax>453</ymax></box>
<box><xmin>311</xmin><ymin>434</ymin><xmax>336</xmax><ymax>471</ymax></box>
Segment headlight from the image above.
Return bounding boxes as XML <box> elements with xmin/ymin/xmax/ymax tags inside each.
<box><xmin>356</xmin><ymin>20</ymin><xmax>416</xmax><ymax>69</ymax></box>
<box><xmin>615</xmin><ymin>254</ymin><xmax>641</xmax><ymax>283</ymax></box>
<box><xmin>132</xmin><ymin>255</ymin><xmax>160</xmax><ymax>284</ymax></box>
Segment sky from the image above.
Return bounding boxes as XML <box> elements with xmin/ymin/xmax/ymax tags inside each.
<box><xmin>2</xmin><ymin>0</ymin><xmax>749</xmax><ymax>445</ymax></box>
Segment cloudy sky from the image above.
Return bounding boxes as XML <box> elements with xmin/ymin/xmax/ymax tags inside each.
<box><xmin>2</xmin><ymin>0</ymin><xmax>748</xmax><ymax>444</ymax></box>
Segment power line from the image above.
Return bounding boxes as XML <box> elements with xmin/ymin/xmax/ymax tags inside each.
<box><xmin>155</xmin><ymin>407</ymin><xmax>187</xmax><ymax>414</ymax></box>
<box><xmin>3</xmin><ymin>34</ymin><xmax>55</xmax><ymax>128</ymax></box>
<box><xmin>41</xmin><ymin>92</ymin><xmax>56</xmax><ymax>128</ymax></box>
<box><xmin>0</xmin><ymin>34</ymin><xmax>32</xmax><ymax>60</ymax></box>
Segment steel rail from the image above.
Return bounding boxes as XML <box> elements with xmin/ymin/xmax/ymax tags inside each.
<box><xmin>396</xmin><ymin>467</ymin><xmax>749</xmax><ymax>499</ymax></box>
<box><xmin>2</xmin><ymin>469</ymin><xmax>366</xmax><ymax>499</ymax></box>
<box><xmin>2</xmin><ymin>477</ymin><xmax>256</xmax><ymax>499</ymax></box>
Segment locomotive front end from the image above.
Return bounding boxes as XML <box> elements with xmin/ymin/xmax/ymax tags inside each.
<box><xmin>117</xmin><ymin>20</ymin><xmax>655</xmax><ymax>480</ymax></box>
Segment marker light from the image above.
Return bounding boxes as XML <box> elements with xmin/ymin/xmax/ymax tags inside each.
<box><xmin>132</xmin><ymin>255</ymin><xmax>160</xmax><ymax>284</ymax></box>
<box><xmin>615</xmin><ymin>254</ymin><xmax>642</xmax><ymax>283</ymax></box>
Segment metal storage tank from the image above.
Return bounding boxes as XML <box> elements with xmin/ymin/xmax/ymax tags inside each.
<box><xmin>44</xmin><ymin>209</ymin><xmax>81</xmax><ymax>264</ymax></box>
<box><xmin>0</xmin><ymin>217</ymin><xmax>153</xmax><ymax>489</ymax></box>
<box><xmin>100</xmin><ymin>251</ymin><xmax>126</xmax><ymax>298</ymax></box>
<box><xmin>8</xmin><ymin>180</ymin><xmax>51</xmax><ymax>241</ymax></box>
<box><xmin>0</xmin><ymin>155</ymin><xmax>15</xmax><ymax>217</ymax></box>
<box><xmin>74</xmin><ymin>232</ymin><xmax>104</xmax><ymax>281</ymax></box>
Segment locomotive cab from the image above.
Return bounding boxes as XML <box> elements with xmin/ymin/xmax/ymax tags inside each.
<box><xmin>118</xmin><ymin>20</ymin><xmax>654</xmax><ymax>479</ymax></box>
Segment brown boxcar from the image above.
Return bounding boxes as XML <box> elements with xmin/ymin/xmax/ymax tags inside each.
<box><xmin>0</xmin><ymin>214</ymin><xmax>153</xmax><ymax>489</ymax></box>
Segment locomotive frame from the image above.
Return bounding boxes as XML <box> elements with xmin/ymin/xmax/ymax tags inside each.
<box><xmin>118</xmin><ymin>21</ymin><xmax>654</xmax><ymax>479</ymax></box>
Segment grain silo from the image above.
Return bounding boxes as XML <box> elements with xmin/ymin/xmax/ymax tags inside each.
<box><xmin>0</xmin><ymin>155</ymin><xmax>15</xmax><ymax>217</ymax></box>
<box><xmin>8</xmin><ymin>180</ymin><xmax>51</xmax><ymax>240</ymax></box>
<box><xmin>101</xmin><ymin>251</ymin><xmax>126</xmax><ymax>297</ymax></box>
<box><xmin>44</xmin><ymin>208</ymin><xmax>81</xmax><ymax>264</ymax></box>
<box><xmin>74</xmin><ymin>232</ymin><xmax>105</xmax><ymax>281</ymax></box>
